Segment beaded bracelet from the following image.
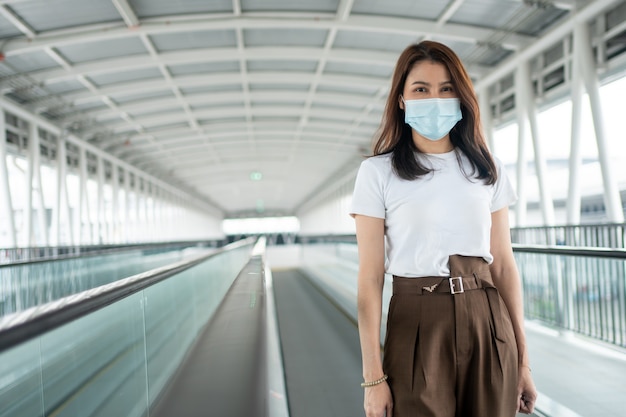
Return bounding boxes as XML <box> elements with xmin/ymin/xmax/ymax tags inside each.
<box><xmin>361</xmin><ymin>374</ymin><xmax>388</xmax><ymax>388</ymax></box>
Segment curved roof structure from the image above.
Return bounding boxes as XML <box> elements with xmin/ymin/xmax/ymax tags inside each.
<box><xmin>1</xmin><ymin>0</ymin><xmax>623</xmax><ymax>218</ymax></box>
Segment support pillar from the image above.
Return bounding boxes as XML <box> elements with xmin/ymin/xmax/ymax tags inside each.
<box><xmin>52</xmin><ymin>136</ymin><xmax>61</xmax><ymax>245</ymax></box>
<box><xmin>523</xmin><ymin>61</ymin><xmax>555</xmax><ymax>226</ymax></box>
<box><xmin>135</xmin><ymin>174</ymin><xmax>141</xmax><ymax>242</ymax></box>
<box><xmin>25</xmin><ymin>124</ymin><xmax>34</xmax><ymax>246</ymax></box>
<box><xmin>0</xmin><ymin>110</ymin><xmax>17</xmax><ymax>247</ymax></box>
<box><xmin>55</xmin><ymin>136</ymin><xmax>73</xmax><ymax>245</ymax></box>
<box><xmin>567</xmin><ymin>33</ymin><xmax>584</xmax><ymax>225</ymax></box>
<box><xmin>97</xmin><ymin>156</ymin><xmax>105</xmax><ymax>244</ymax></box>
<box><xmin>575</xmin><ymin>22</ymin><xmax>624</xmax><ymax>222</ymax></box>
<box><xmin>112</xmin><ymin>163</ymin><xmax>119</xmax><ymax>243</ymax></box>
<box><xmin>124</xmin><ymin>170</ymin><xmax>131</xmax><ymax>242</ymax></box>
<box><xmin>515</xmin><ymin>65</ymin><xmax>530</xmax><ymax>226</ymax></box>
<box><xmin>79</xmin><ymin>147</ymin><xmax>92</xmax><ymax>244</ymax></box>
<box><xmin>479</xmin><ymin>86</ymin><xmax>495</xmax><ymax>152</ymax></box>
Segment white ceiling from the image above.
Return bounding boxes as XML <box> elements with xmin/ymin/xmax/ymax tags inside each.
<box><xmin>0</xmin><ymin>0</ymin><xmax>616</xmax><ymax>217</ymax></box>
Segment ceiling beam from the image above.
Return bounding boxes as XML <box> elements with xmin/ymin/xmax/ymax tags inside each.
<box><xmin>475</xmin><ymin>0</ymin><xmax>621</xmax><ymax>90</ymax></box>
<box><xmin>82</xmin><ymin>104</ymin><xmax>376</xmax><ymax>134</ymax></box>
<box><xmin>89</xmin><ymin>90</ymin><xmax>383</xmax><ymax>121</ymax></box>
<box><xmin>56</xmin><ymin>71</ymin><xmax>389</xmax><ymax>107</ymax></box>
<box><xmin>28</xmin><ymin>47</ymin><xmax>397</xmax><ymax>84</ymax></box>
<box><xmin>112</xmin><ymin>0</ymin><xmax>139</xmax><ymax>27</ymax></box>
<box><xmin>232</xmin><ymin>0</ymin><xmax>241</xmax><ymax>16</ymax></box>
<box><xmin>0</xmin><ymin>94</ymin><xmax>221</xmax><ymax>214</ymax></box>
<box><xmin>136</xmin><ymin>146</ymin><xmax>358</xmax><ymax>174</ymax></box>
<box><xmin>437</xmin><ymin>0</ymin><xmax>465</xmax><ymax>26</ymax></box>
<box><xmin>105</xmin><ymin>118</ymin><xmax>373</xmax><ymax>153</ymax></box>
<box><xmin>337</xmin><ymin>0</ymin><xmax>355</xmax><ymax>21</ymax></box>
<box><xmin>119</xmin><ymin>132</ymin><xmax>361</xmax><ymax>162</ymax></box>
<box><xmin>2</xmin><ymin>15</ymin><xmax>535</xmax><ymax>56</ymax></box>
<box><xmin>0</xmin><ymin>4</ymin><xmax>36</xmax><ymax>38</ymax></box>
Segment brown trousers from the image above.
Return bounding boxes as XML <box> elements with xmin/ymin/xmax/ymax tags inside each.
<box><xmin>383</xmin><ymin>255</ymin><xmax>518</xmax><ymax>417</ymax></box>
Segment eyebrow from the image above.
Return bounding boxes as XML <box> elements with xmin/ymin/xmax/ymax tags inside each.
<box><xmin>410</xmin><ymin>80</ymin><xmax>453</xmax><ymax>86</ymax></box>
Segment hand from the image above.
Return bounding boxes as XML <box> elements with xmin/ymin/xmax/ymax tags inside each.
<box><xmin>364</xmin><ymin>382</ymin><xmax>393</xmax><ymax>417</ymax></box>
<box><xmin>517</xmin><ymin>366</ymin><xmax>537</xmax><ymax>414</ymax></box>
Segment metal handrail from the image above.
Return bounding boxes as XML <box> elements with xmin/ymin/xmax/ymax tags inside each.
<box><xmin>512</xmin><ymin>243</ymin><xmax>626</xmax><ymax>259</ymax></box>
<box><xmin>0</xmin><ymin>239</ymin><xmax>226</xmax><ymax>266</ymax></box>
<box><xmin>512</xmin><ymin>222</ymin><xmax>626</xmax><ymax>230</ymax></box>
<box><xmin>510</xmin><ymin>223</ymin><xmax>626</xmax><ymax>249</ymax></box>
<box><xmin>512</xmin><ymin>242</ymin><xmax>626</xmax><ymax>348</ymax></box>
<box><xmin>0</xmin><ymin>237</ymin><xmax>255</xmax><ymax>353</ymax></box>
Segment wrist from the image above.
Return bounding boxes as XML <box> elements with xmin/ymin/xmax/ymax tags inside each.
<box><xmin>361</xmin><ymin>374</ymin><xmax>388</xmax><ymax>388</ymax></box>
<box><xmin>363</xmin><ymin>367</ymin><xmax>384</xmax><ymax>381</ymax></box>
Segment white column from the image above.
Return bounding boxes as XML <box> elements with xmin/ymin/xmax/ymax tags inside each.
<box><xmin>79</xmin><ymin>147</ymin><xmax>92</xmax><ymax>244</ymax></box>
<box><xmin>111</xmin><ymin>162</ymin><xmax>119</xmax><ymax>243</ymax></box>
<box><xmin>478</xmin><ymin>86</ymin><xmax>495</xmax><ymax>152</ymax></box>
<box><xmin>96</xmin><ymin>156</ymin><xmax>105</xmax><ymax>244</ymax></box>
<box><xmin>523</xmin><ymin>61</ymin><xmax>555</xmax><ymax>226</ymax></box>
<box><xmin>153</xmin><ymin>185</ymin><xmax>160</xmax><ymax>241</ymax></box>
<box><xmin>34</xmin><ymin>147</ymin><xmax>50</xmax><ymax>246</ymax></box>
<box><xmin>25</xmin><ymin>124</ymin><xmax>35</xmax><ymax>246</ymax></box>
<box><xmin>515</xmin><ymin>66</ymin><xmax>529</xmax><ymax>227</ymax></box>
<box><xmin>165</xmin><ymin>192</ymin><xmax>172</xmax><ymax>241</ymax></box>
<box><xmin>145</xmin><ymin>180</ymin><xmax>153</xmax><ymax>241</ymax></box>
<box><xmin>55</xmin><ymin>136</ymin><xmax>73</xmax><ymax>245</ymax></box>
<box><xmin>0</xmin><ymin>110</ymin><xmax>17</xmax><ymax>247</ymax></box>
<box><xmin>52</xmin><ymin>136</ymin><xmax>61</xmax><ymax>245</ymax></box>
<box><xmin>124</xmin><ymin>169</ymin><xmax>131</xmax><ymax>242</ymax></box>
<box><xmin>26</xmin><ymin>123</ymin><xmax>47</xmax><ymax>246</ymax></box>
<box><xmin>575</xmin><ymin>22</ymin><xmax>624</xmax><ymax>222</ymax></box>
<box><xmin>65</xmin><ymin>179</ymin><xmax>74</xmax><ymax>246</ymax></box>
<box><xmin>135</xmin><ymin>175</ymin><xmax>142</xmax><ymax>242</ymax></box>
<box><xmin>567</xmin><ymin>32</ymin><xmax>584</xmax><ymax>225</ymax></box>
<box><xmin>33</xmin><ymin>134</ymin><xmax>48</xmax><ymax>246</ymax></box>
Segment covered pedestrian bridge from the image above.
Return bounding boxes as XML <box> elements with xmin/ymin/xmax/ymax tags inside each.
<box><xmin>1</xmin><ymin>1</ymin><xmax>626</xmax><ymax>416</ymax></box>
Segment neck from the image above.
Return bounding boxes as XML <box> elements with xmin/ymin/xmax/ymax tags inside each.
<box><xmin>412</xmin><ymin>132</ymin><xmax>454</xmax><ymax>153</ymax></box>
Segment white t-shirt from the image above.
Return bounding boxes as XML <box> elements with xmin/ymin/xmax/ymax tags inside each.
<box><xmin>349</xmin><ymin>149</ymin><xmax>517</xmax><ymax>277</ymax></box>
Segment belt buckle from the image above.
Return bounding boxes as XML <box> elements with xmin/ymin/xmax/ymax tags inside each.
<box><xmin>449</xmin><ymin>276</ymin><xmax>464</xmax><ymax>294</ymax></box>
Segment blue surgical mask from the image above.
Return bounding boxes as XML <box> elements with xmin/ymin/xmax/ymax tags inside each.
<box><xmin>402</xmin><ymin>97</ymin><xmax>462</xmax><ymax>141</ymax></box>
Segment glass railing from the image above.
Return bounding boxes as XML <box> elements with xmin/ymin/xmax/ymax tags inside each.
<box><xmin>296</xmin><ymin>240</ymin><xmax>626</xmax><ymax>417</ymax></box>
<box><xmin>0</xmin><ymin>240</ymin><xmax>225</xmax><ymax>265</ymax></box>
<box><xmin>511</xmin><ymin>223</ymin><xmax>626</xmax><ymax>248</ymax></box>
<box><xmin>514</xmin><ymin>245</ymin><xmax>626</xmax><ymax>348</ymax></box>
<box><xmin>299</xmin><ymin>241</ymin><xmax>626</xmax><ymax>349</ymax></box>
<box><xmin>0</xmin><ymin>244</ymin><xmax>215</xmax><ymax>318</ymax></box>
<box><xmin>0</xmin><ymin>239</ymin><xmax>254</xmax><ymax>417</ymax></box>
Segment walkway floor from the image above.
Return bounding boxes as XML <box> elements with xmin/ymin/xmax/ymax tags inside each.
<box><xmin>150</xmin><ymin>265</ymin><xmax>626</xmax><ymax>417</ymax></box>
<box><xmin>525</xmin><ymin>321</ymin><xmax>626</xmax><ymax>417</ymax></box>
<box><xmin>273</xmin><ymin>268</ymin><xmax>548</xmax><ymax>417</ymax></box>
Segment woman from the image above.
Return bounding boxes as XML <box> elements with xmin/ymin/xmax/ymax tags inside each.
<box><xmin>350</xmin><ymin>41</ymin><xmax>537</xmax><ymax>417</ymax></box>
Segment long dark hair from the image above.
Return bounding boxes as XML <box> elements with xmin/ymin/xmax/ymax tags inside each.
<box><xmin>372</xmin><ymin>41</ymin><xmax>497</xmax><ymax>185</ymax></box>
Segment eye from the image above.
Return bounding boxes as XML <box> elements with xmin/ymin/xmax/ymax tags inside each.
<box><xmin>441</xmin><ymin>86</ymin><xmax>454</xmax><ymax>93</ymax></box>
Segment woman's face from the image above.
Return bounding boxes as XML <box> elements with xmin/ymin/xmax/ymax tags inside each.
<box><xmin>399</xmin><ymin>60</ymin><xmax>459</xmax><ymax>152</ymax></box>
<box><xmin>400</xmin><ymin>60</ymin><xmax>457</xmax><ymax>106</ymax></box>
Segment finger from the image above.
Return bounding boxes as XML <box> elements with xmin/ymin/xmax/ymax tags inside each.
<box><xmin>518</xmin><ymin>399</ymin><xmax>528</xmax><ymax>413</ymax></box>
<box><xmin>518</xmin><ymin>399</ymin><xmax>534</xmax><ymax>414</ymax></box>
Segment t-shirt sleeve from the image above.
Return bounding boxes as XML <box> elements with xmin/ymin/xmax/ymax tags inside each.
<box><xmin>490</xmin><ymin>157</ymin><xmax>518</xmax><ymax>212</ymax></box>
<box><xmin>349</xmin><ymin>158</ymin><xmax>386</xmax><ymax>219</ymax></box>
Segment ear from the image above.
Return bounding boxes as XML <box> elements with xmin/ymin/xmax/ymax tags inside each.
<box><xmin>398</xmin><ymin>95</ymin><xmax>405</xmax><ymax>110</ymax></box>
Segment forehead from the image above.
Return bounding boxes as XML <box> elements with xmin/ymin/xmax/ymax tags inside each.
<box><xmin>405</xmin><ymin>60</ymin><xmax>451</xmax><ymax>82</ymax></box>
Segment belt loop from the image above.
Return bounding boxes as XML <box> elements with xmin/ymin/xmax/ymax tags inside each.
<box><xmin>473</xmin><ymin>272</ymin><xmax>483</xmax><ymax>289</ymax></box>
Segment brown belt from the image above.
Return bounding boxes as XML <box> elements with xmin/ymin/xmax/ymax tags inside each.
<box><xmin>392</xmin><ymin>271</ymin><xmax>494</xmax><ymax>295</ymax></box>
